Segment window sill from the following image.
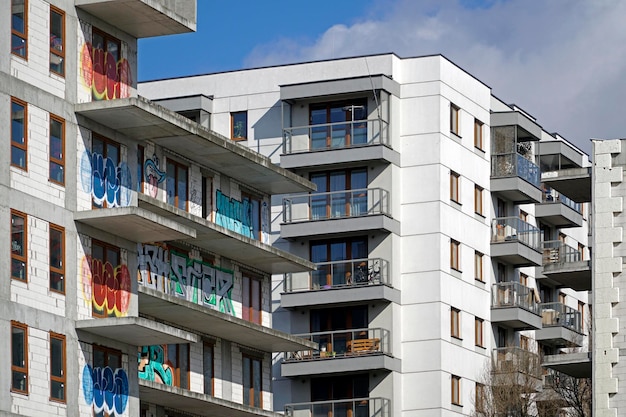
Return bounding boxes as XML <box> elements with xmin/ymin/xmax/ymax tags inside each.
<box><xmin>451</xmin><ymin>403</ymin><xmax>463</xmax><ymax>412</ymax></box>
<box><xmin>450</xmin><ymin>132</ymin><xmax>462</xmax><ymax>141</ymax></box>
<box><xmin>451</xmin><ymin>268</ymin><xmax>462</xmax><ymax>279</ymax></box>
<box><xmin>451</xmin><ymin>336</ymin><xmax>463</xmax><ymax>346</ymax></box>
<box><xmin>474</xmin><ymin>145</ymin><xmax>485</xmax><ymax>154</ymax></box>
<box><xmin>475</xmin><ymin>344</ymin><xmax>486</xmax><ymax>353</ymax></box>
<box><xmin>451</xmin><ymin>200</ymin><xmax>462</xmax><ymax>209</ymax></box>
<box><xmin>231</xmin><ymin>137</ymin><xmax>248</xmax><ymax>142</ymax></box>
<box><xmin>474</xmin><ymin>278</ymin><xmax>486</xmax><ymax>288</ymax></box>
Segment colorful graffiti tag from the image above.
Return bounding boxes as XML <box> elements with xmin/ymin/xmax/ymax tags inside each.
<box><xmin>138</xmin><ymin>345</ymin><xmax>173</xmax><ymax>386</ymax></box>
<box><xmin>80</xmin><ymin>150</ymin><xmax>133</xmax><ymax>208</ymax></box>
<box><xmin>215</xmin><ymin>190</ymin><xmax>258</xmax><ymax>239</ymax></box>
<box><xmin>137</xmin><ymin>243</ymin><xmax>235</xmax><ymax>315</ymax></box>
<box><xmin>144</xmin><ymin>155</ymin><xmax>166</xmax><ymax>198</ymax></box>
<box><xmin>80</xmin><ymin>42</ymin><xmax>132</xmax><ymax>101</ymax></box>
<box><xmin>82</xmin><ymin>365</ymin><xmax>129</xmax><ymax>416</ymax></box>
<box><xmin>81</xmin><ymin>255</ymin><xmax>131</xmax><ymax>317</ymax></box>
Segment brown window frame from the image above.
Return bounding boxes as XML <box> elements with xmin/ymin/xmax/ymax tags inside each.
<box><xmin>11</xmin><ymin>321</ymin><xmax>29</xmax><ymax>394</ymax></box>
<box><xmin>203</xmin><ymin>342</ymin><xmax>214</xmax><ymax>396</ymax></box>
<box><xmin>11</xmin><ymin>209</ymin><xmax>27</xmax><ymax>282</ymax></box>
<box><xmin>165</xmin><ymin>344</ymin><xmax>190</xmax><ymax>389</ymax></box>
<box><xmin>91</xmin><ymin>134</ymin><xmax>121</xmax><ymax>209</ymax></box>
<box><xmin>519</xmin><ymin>272</ymin><xmax>528</xmax><ymax>287</ymax></box>
<box><xmin>166</xmin><ymin>158</ymin><xmax>189</xmax><ymax>211</ymax></box>
<box><xmin>450</xmin><ymin>103</ymin><xmax>460</xmax><ymax>136</ymax></box>
<box><xmin>450</xmin><ymin>240</ymin><xmax>461</xmax><ymax>272</ymax></box>
<box><xmin>474</xmin><ymin>317</ymin><xmax>484</xmax><ymax>347</ymax></box>
<box><xmin>474</xmin><ymin>185</ymin><xmax>483</xmax><ymax>215</ymax></box>
<box><xmin>50</xmin><ymin>332</ymin><xmax>66</xmax><ymax>402</ymax></box>
<box><xmin>310</xmin><ymin>167</ymin><xmax>368</xmax><ymax>220</ymax></box>
<box><xmin>91</xmin><ymin>28</ymin><xmax>121</xmax><ymax>100</ymax></box>
<box><xmin>451</xmin><ymin>307</ymin><xmax>461</xmax><ymax>339</ymax></box>
<box><xmin>450</xmin><ymin>171</ymin><xmax>460</xmax><ymax>203</ymax></box>
<box><xmin>90</xmin><ymin>240</ymin><xmax>121</xmax><ymax>318</ymax></box>
<box><xmin>11</xmin><ymin>97</ymin><xmax>28</xmax><ymax>171</ymax></box>
<box><xmin>519</xmin><ymin>210</ymin><xmax>528</xmax><ymax>222</ymax></box>
<box><xmin>231</xmin><ymin>111</ymin><xmax>248</xmax><ymax>141</ymax></box>
<box><xmin>49</xmin><ymin>114</ymin><xmax>65</xmax><ymax>185</ymax></box>
<box><xmin>242</xmin><ymin>274</ymin><xmax>263</xmax><ymax>325</ymax></box>
<box><xmin>475</xmin><ymin>383</ymin><xmax>485</xmax><ymax>413</ymax></box>
<box><xmin>451</xmin><ymin>374</ymin><xmax>461</xmax><ymax>405</ymax></box>
<box><xmin>578</xmin><ymin>301</ymin><xmax>585</xmax><ymax>329</ymax></box>
<box><xmin>49</xmin><ymin>224</ymin><xmax>65</xmax><ymax>294</ymax></box>
<box><xmin>243</xmin><ymin>353</ymin><xmax>263</xmax><ymax>408</ymax></box>
<box><xmin>474</xmin><ymin>251</ymin><xmax>483</xmax><ymax>282</ymax></box>
<box><xmin>474</xmin><ymin>119</ymin><xmax>484</xmax><ymax>150</ymax></box>
<box><xmin>11</xmin><ymin>0</ymin><xmax>28</xmax><ymax>59</ymax></box>
<box><xmin>93</xmin><ymin>344</ymin><xmax>122</xmax><ymax>371</ymax></box>
<box><xmin>49</xmin><ymin>6</ymin><xmax>65</xmax><ymax>76</ymax></box>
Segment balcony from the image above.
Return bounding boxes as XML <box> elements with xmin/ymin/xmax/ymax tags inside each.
<box><xmin>491</xmin><ymin>282</ymin><xmax>542</xmax><ymax>330</ymax></box>
<box><xmin>542</xmin><ymin>167</ymin><xmax>591</xmax><ymax>203</ymax></box>
<box><xmin>536</xmin><ymin>302</ymin><xmax>583</xmax><ymax>348</ymax></box>
<box><xmin>490</xmin><ymin>217</ymin><xmax>542</xmax><ymax>267</ymax></box>
<box><xmin>542</xmin><ymin>352</ymin><xmax>591</xmax><ymax>378</ymax></box>
<box><xmin>282</xmin><ymin>328</ymin><xmax>399</xmax><ymax>377</ymax></box>
<box><xmin>539</xmin><ymin>140</ymin><xmax>591</xmax><ymax>203</ymax></box>
<box><xmin>534</xmin><ymin>188</ymin><xmax>583</xmax><ymax>228</ymax></box>
<box><xmin>492</xmin><ymin>347</ymin><xmax>542</xmax><ymax>392</ymax></box>
<box><xmin>491</xmin><ymin>152</ymin><xmax>542</xmax><ymax>203</ymax></box>
<box><xmin>75</xmin><ymin>0</ymin><xmax>196</xmax><ymax>38</ymax></box>
<box><xmin>281</xmin><ymin>258</ymin><xmax>399</xmax><ymax>308</ymax></box>
<box><xmin>281</xmin><ymin>188</ymin><xmax>399</xmax><ymax>239</ymax></box>
<box><xmin>285</xmin><ymin>397</ymin><xmax>391</xmax><ymax>417</ymax></box>
<box><xmin>281</xmin><ymin>119</ymin><xmax>400</xmax><ymax>169</ymax></box>
<box><xmin>542</xmin><ymin>241</ymin><xmax>591</xmax><ymax>291</ymax></box>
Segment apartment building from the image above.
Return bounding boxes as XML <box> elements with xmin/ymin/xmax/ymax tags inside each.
<box><xmin>1</xmin><ymin>1</ymin><xmax>318</xmax><ymax>417</ymax></box>
<box><xmin>140</xmin><ymin>53</ymin><xmax>593</xmax><ymax>416</ymax></box>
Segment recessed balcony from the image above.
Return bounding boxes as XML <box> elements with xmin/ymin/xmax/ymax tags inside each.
<box><xmin>535</xmin><ymin>302</ymin><xmax>583</xmax><ymax>348</ymax></box>
<box><xmin>535</xmin><ymin>187</ymin><xmax>583</xmax><ymax>228</ymax></box>
<box><xmin>491</xmin><ymin>282</ymin><xmax>542</xmax><ymax>330</ymax></box>
<box><xmin>490</xmin><ymin>217</ymin><xmax>542</xmax><ymax>267</ymax></box>
<box><xmin>285</xmin><ymin>397</ymin><xmax>391</xmax><ymax>417</ymax></box>
<box><xmin>281</xmin><ymin>188</ymin><xmax>399</xmax><ymax>239</ymax></box>
<box><xmin>542</xmin><ymin>241</ymin><xmax>591</xmax><ymax>291</ymax></box>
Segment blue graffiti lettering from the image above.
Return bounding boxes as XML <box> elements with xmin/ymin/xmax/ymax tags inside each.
<box><xmin>82</xmin><ymin>365</ymin><xmax>128</xmax><ymax>416</ymax></box>
<box><xmin>215</xmin><ymin>190</ymin><xmax>254</xmax><ymax>238</ymax></box>
<box><xmin>80</xmin><ymin>150</ymin><xmax>133</xmax><ymax>208</ymax></box>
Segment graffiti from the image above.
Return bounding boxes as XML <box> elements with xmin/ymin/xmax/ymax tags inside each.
<box><xmin>144</xmin><ymin>155</ymin><xmax>166</xmax><ymax>198</ymax></box>
<box><xmin>80</xmin><ymin>42</ymin><xmax>132</xmax><ymax>101</ymax></box>
<box><xmin>138</xmin><ymin>345</ymin><xmax>173</xmax><ymax>386</ymax></box>
<box><xmin>261</xmin><ymin>201</ymin><xmax>270</xmax><ymax>244</ymax></box>
<box><xmin>215</xmin><ymin>190</ymin><xmax>256</xmax><ymax>239</ymax></box>
<box><xmin>137</xmin><ymin>244</ymin><xmax>235</xmax><ymax>315</ymax></box>
<box><xmin>82</xmin><ymin>365</ymin><xmax>129</xmax><ymax>416</ymax></box>
<box><xmin>80</xmin><ymin>150</ymin><xmax>133</xmax><ymax>208</ymax></box>
<box><xmin>81</xmin><ymin>255</ymin><xmax>131</xmax><ymax>317</ymax></box>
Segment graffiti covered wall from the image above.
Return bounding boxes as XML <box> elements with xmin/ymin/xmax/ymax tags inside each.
<box><xmin>138</xmin><ymin>345</ymin><xmax>173</xmax><ymax>386</ymax></box>
<box><xmin>81</xmin><ymin>254</ymin><xmax>131</xmax><ymax>318</ymax></box>
<box><xmin>80</xmin><ymin>150</ymin><xmax>133</xmax><ymax>208</ymax></box>
<box><xmin>216</xmin><ymin>190</ymin><xmax>269</xmax><ymax>242</ymax></box>
<box><xmin>144</xmin><ymin>154</ymin><xmax>166</xmax><ymax>198</ymax></box>
<box><xmin>137</xmin><ymin>243</ymin><xmax>236</xmax><ymax>316</ymax></box>
<box><xmin>80</xmin><ymin>41</ymin><xmax>132</xmax><ymax>101</ymax></box>
<box><xmin>82</xmin><ymin>365</ymin><xmax>129</xmax><ymax>416</ymax></box>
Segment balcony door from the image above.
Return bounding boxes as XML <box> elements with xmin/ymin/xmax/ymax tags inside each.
<box><xmin>310</xmin><ymin>168</ymin><xmax>367</xmax><ymax>220</ymax></box>
<box><xmin>311</xmin><ymin>374</ymin><xmax>369</xmax><ymax>417</ymax></box>
<box><xmin>311</xmin><ymin>237</ymin><xmax>367</xmax><ymax>288</ymax></box>
<box><xmin>310</xmin><ymin>100</ymin><xmax>368</xmax><ymax>150</ymax></box>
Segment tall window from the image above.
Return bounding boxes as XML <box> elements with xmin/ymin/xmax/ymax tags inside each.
<box><xmin>137</xmin><ymin>145</ymin><xmax>145</xmax><ymax>193</ymax></box>
<box><xmin>519</xmin><ymin>272</ymin><xmax>528</xmax><ymax>287</ymax></box>
<box><xmin>451</xmin><ymin>375</ymin><xmax>461</xmax><ymax>405</ymax></box>
<box><xmin>242</xmin><ymin>275</ymin><xmax>262</xmax><ymax>325</ymax></box>
<box><xmin>474</xmin><ymin>251</ymin><xmax>483</xmax><ymax>282</ymax></box>
<box><xmin>91</xmin><ymin>29</ymin><xmax>121</xmax><ymax>100</ymax></box>
<box><xmin>203</xmin><ymin>342</ymin><xmax>214</xmax><ymax>395</ymax></box>
<box><xmin>50</xmin><ymin>224</ymin><xmax>64</xmax><ymax>293</ymax></box>
<box><xmin>450</xmin><ymin>103</ymin><xmax>460</xmax><ymax>136</ymax></box>
<box><xmin>310</xmin><ymin>168</ymin><xmax>367</xmax><ymax>220</ymax></box>
<box><xmin>310</xmin><ymin>100</ymin><xmax>367</xmax><ymax>149</ymax></box>
<box><xmin>166</xmin><ymin>344</ymin><xmax>189</xmax><ymax>389</ymax></box>
<box><xmin>91</xmin><ymin>135</ymin><xmax>120</xmax><ymax>208</ymax></box>
<box><xmin>474</xmin><ymin>185</ymin><xmax>483</xmax><ymax>215</ymax></box>
<box><xmin>50</xmin><ymin>333</ymin><xmax>66</xmax><ymax>402</ymax></box>
<box><xmin>11</xmin><ymin>0</ymin><xmax>27</xmax><ymax>58</ymax></box>
<box><xmin>166</xmin><ymin>159</ymin><xmax>188</xmax><ymax>211</ymax></box>
<box><xmin>450</xmin><ymin>240</ymin><xmax>460</xmax><ymax>272</ymax></box>
<box><xmin>91</xmin><ymin>240</ymin><xmax>120</xmax><ymax>318</ymax></box>
<box><xmin>11</xmin><ymin>98</ymin><xmax>28</xmax><ymax>170</ymax></box>
<box><xmin>450</xmin><ymin>171</ymin><xmax>460</xmax><ymax>203</ymax></box>
<box><xmin>310</xmin><ymin>237</ymin><xmax>367</xmax><ymax>288</ymax></box>
<box><xmin>11</xmin><ymin>322</ymin><xmax>28</xmax><ymax>394</ymax></box>
<box><xmin>49</xmin><ymin>7</ymin><xmax>64</xmax><ymax>76</ymax></box>
<box><xmin>231</xmin><ymin>111</ymin><xmax>247</xmax><ymax>141</ymax></box>
<box><xmin>50</xmin><ymin>115</ymin><xmax>64</xmax><ymax>184</ymax></box>
<box><xmin>242</xmin><ymin>192</ymin><xmax>262</xmax><ymax>240</ymax></box>
<box><xmin>475</xmin><ymin>383</ymin><xmax>485</xmax><ymax>413</ymax></box>
<box><xmin>243</xmin><ymin>354</ymin><xmax>262</xmax><ymax>407</ymax></box>
<box><xmin>11</xmin><ymin>210</ymin><xmax>27</xmax><ymax>282</ymax></box>
<box><xmin>474</xmin><ymin>119</ymin><xmax>484</xmax><ymax>150</ymax></box>
<box><xmin>475</xmin><ymin>318</ymin><xmax>484</xmax><ymax>347</ymax></box>
<box><xmin>451</xmin><ymin>307</ymin><xmax>461</xmax><ymax>339</ymax></box>
<box><xmin>578</xmin><ymin>301</ymin><xmax>585</xmax><ymax>329</ymax></box>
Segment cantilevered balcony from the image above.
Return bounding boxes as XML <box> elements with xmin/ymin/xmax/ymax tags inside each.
<box><xmin>491</xmin><ymin>152</ymin><xmax>542</xmax><ymax>203</ymax></box>
<box><xmin>539</xmin><ymin>139</ymin><xmax>591</xmax><ymax>203</ymax></box>
<box><xmin>281</xmin><ymin>119</ymin><xmax>400</xmax><ymax>169</ymax></box>
<box><xmin>285</xmin><ymin>398</ymin><xmax>391</xmax><ymax>417</ymax></box>
<box><xmin>491</xmin><ymin>282</ymin><xmax>542</xmax><ymax>330</ymax></box>
<box><xmin>492</xmin><ymin>347</ymin><xmax>542</xmax><ymax>391</ymax></box>
<box><xmin>535</xmin><ymin>187</ymin><xmax>583</xmax><ymax>228</ymax></box>
<box><xmin>491</xmin><ymin>217</ymin><xmax>542</xmax><ymax>266</ymax></box>
<box><xmin>542</xmin><ymin>352</ymin><xmax>591</xmax><ymax>378</ymax></box>
<box><xmin>75</xmin><ymin>0</ymin><xmax>196</xmax><ymax>38</ymax></box>
<box><xmin>536</xmin><ymin>302</ymin><xmax>583</xmax><ymax>347</ymax></box>
<box><xmin>282</xmin><ymin>328</ymin><xmax>399</xmax><ymax>377</ymax></box>
<box><xmin>281</xmin><ymin>188</ymin><xmax>399</xmax><ymax>239</ymax></box>
<box><xmin>281</xmin><ymin>258</ymin><xmax>399</xmax><ymax>308</ymax></box>
<box><xmin>542</xmin><ymin>241</ymin><xmax>591</xmax><ymax>291</ymax></box>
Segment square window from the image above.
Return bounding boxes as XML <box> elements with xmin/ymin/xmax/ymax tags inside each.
<box><xmin>450</xmin><ymin>240</ymin><xmax>461</xmax><ymax>272</ymax></box>
<box><xmin>450</xmin><ymin>172</ymin><xmax>460</xmax><ymax>203</ymax></box>
<box><xmin>451</xmin><ymin>307</ymin><xmax>461</xmax><ymax>339</ymax></box>
<box><xmin>450</xmin><ymin>104</ymin><xmax>460</xmax><ymax>136</ymax></box>
<box><xmin>231</xmin><ymin>111</ymin><xmax>248</xmax><ymax>141</ymax></box>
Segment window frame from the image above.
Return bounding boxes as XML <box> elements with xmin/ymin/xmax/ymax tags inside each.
<box><xmin>243</xmin><ymin>353</ymin><xmax>263</xmax><ymax>408</ymax></box>
<box><xmin>474</xmin><ymin>185</ymin><xmax>483</xmax><ymax>216</ymax></box>
<box><xmin>451</xmin><ymin>375</ymin><xmax>461</xmax><ymax>405</ymax></box>
<box><xmin>450</xmin><ymin>171</ymin><xmax>460</xmax><ymax>203</ymax></box>
<box><xmin>203</xmin><ymin>342</ymin><xmax>214</xmax><ymax>396</ymax></box>
<box><xmin>49</xmin><ymin>224</ymin><xmax>65</xmax><ymax>294</ymax></box>
<box><xmin>450</xmin><ymin>239</ymin><xmax>461</xmax><ymax>272</ymax></box>
<box><xmin>474</xmin><ymin>251</ymin><xmax>483</xmax><ymax>282</ymax></box>
<box><xmin>231</xmin><ymin>111</ymin><xmax>248</xmax><ymax>141</ymax></box>
<box><xmin>49</xmin><ymin>332</ymin><xmax>66</xmax><ymax>402</ymax></box>
<box><xmin>11</xmin><ymin>97</ymin><xmax>28</xmax><ymax>171</ymax></box>
<box><xmin>90</xmin><ymin>240</ymin><xmax>121</xmax><ymax>318</ymax></box>
<box><xmin>49</xmin><ymin>6</ymin><xmax>65</xmax><ymax>76</ymax></box>
<box><xmin>474</xmin><ymin>118</ymin><xmax>484</xmax><ymax>150</ymax></box>
<box><xmin>475</xmin><ymin>383</ymin><xmax>485</xmax><ymax>413</ymax></box>
<box><xmin>309</xmin><ymin>99</ymin><xmax>368</xmax><ymax>149</ymax></box>
<box><xmin>474</xmin><ymin>317</ymin><xmax>484</xmax><ymax>347</ymax></box>
<box><xmin>49</xmin><ymin>114</ymin><xmax>65</xmax><ymax>185</ymax></box>
<box><xmin>11</xmin><ymin>0</ymin><xmax>28</xmax><ymax>59</ymax></box>
<box><xmin>309</xmin><ymin>167</ymin><xmax>368</xmax><ymax>219</ymax></box>
<box><xmin>166</xmin><ymin>158</ymin><xmax>189</xmax><ymax>211</ymax></box>
<box><xmin>11</xmin><ymin>209</ymin><xmax>27</xmax><ymax>282</ymax></box>
<box><xmin>451</xmin><ymin>307</ymin><xmax>461</xmax><ymax>339</ymax></box>
<box><xmin>450</xmin><ymin>103</ymin><xmax>460</xmax><ymax>136</ymax></box>
<box><xmin>91</xmin><ymin>134</ymin><xmax>121</xmax><ymax>209</ymax></box>
<box><xmin>91</xmin><ymin>28</ymin><xmax>121</xmax><ymax>101</ymax></box>
<box><xmin>242</xmin><ymin>274</ymin><xmax>263</xmax><ymax>325</ymax></box>
<box><xmin>137</xmin><ymin>145</ymin><xmax>145</xmax><ymax>194</ymax></box>
<box><xmin>11</xmin><ymin>321</ymin><xmax>29</xmax><ymax>394</ymax></box>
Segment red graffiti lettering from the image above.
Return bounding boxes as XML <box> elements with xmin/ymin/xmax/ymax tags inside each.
<box><xmin>84</xmin><ymin>256</ymin><xmax>131</xmax><ymax>317</ymax></box>
<box><xmin>79</xmin><ymin>42</ymin><xmax>133</xmax><ymax>101</ymax></box>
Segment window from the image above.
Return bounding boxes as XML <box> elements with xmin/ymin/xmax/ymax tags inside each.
<box><xmin>450</xmin><ymin>171</ymin><xmax>460</xmax><ymax>203</ymax></box>
<box><xmin>166</xmin><ymin>344</ymin><xmax>189</xmax><ymax>389</ymax></box>
<box><xmin>242</xmin><ymin>275</ymin><xmax>262</xmax><ymax>324</ymax></box>
<box><xmin>519</xmin><ymin>210</ymin><xmax>528</xmax><ymax>222</ymax></box>
<box><xmin>166</xmin><ymin>159</ymin><xmax>188</xmax><ymax>211</ymax></box>
<box><xmin>50</xmin><ymin>333</ymin><xmax>65</xmax><ymax>402</ymax></box>
<box><xmin>91</xmin><ymin>135</ymin><xmax>120</xmax><ymax>208</ymax></box>
<box><xmin>310</xmin><ymin>100</ymin><xmax>368</xmax><ymax>149</ymax></box>
<box><xmin>231</xmin><ymin>111</ymin><xmax>247</xmax><ymax>141</ymax></box>
<box><xmin>49</xmin><ymin>224</ymin><xmax>64</xmax><ymax>294</ymax></box>
<box><xmin>451</xmin><ymin>375</ymin><xmax>461</xmax><ymax>405</ymax></box>
<box><xmin>11</xmin><ymin>210</ymin><xmax>27</xmax><ymax>282</ymax></box>
<box><xmin>202</xmin><ymin>175</ymin><xmax>212</xmax><ymax>220</ymax></box>
<box><xmin>49</xmin><ymin>7</ymin><xmax>64</xmax><ymax>76</ymax></box>
<box><xmin>91</xmin><ymin>29</ymin><xmax>121</xmax><ymax>100</ymax></box>
<box><xmin>137</xmin><ymin>145</ymin><xmax>145</xmax><ymax>193</ymax></box>
<box><xmin>11</xmin><ymin>98</ymin><xmax>27</xmax><ymax>170</ymax></box>
<box><xmin>451</xmin><ymin>307</ymin><xmax>461</xmax><ymax>339</ymax></box>
<box><xmin>474</xmin><ymin>185</ymin><xmax>483</xmax><ymax>215</ymax></box>
<box><xmin>450</xmin><ymin>240</ymin><xmax>460</xmax><ymax>272</ymax></box>
<box><xmin>11</xmin><ymin>0</ymin><xmax>27</xmax><ymax>58</ymax></box>
<box><xmin>450</xmin><ymin>103</ymin><xmax>460</xmax><ymax>136</ymax></box>
<box><xmin>474</xmin><ymin>251</ymin><xmax>483</xmax><ymax>282</ymax></box>
<box><xmin>49</xmin><ymin>114</ymin><xmax>64</xmax><ymax>184</ymax></box>
<box><xmin>578</xmin><ymin>243</ymin><xmax>585</xmax><ymax>261</ymax></box>
<box><xmin>91</xmin><ymin>240</ymin><xmax>120</xmax><ymax>318</ymax></box>
<box><xmin>310</xmin><ymin>237</ymin><xmax>367</xmax><ymax>288</ymax></box>
<box><xmin>519</xmin><ymin>272</ymin><xmax>528</xmax><ymax>287</ymax></box>
<box><xmin>520</xmin><ymin>335</ymin><xmax>530</xmax><ymax>351</ymax></box>
<box><xmin>243</xmin><ymin>354</ymin><xmax>262</xmax><ymax>407</ymax></box>
<box><xmin>578</xmin><ymin>301</ymin><xmax>585</xmax><ymax>329</ymax></box>
<box><xmin>559</xmin><ymin>292</ymin><xmax>567</xmax><ymax>305</ymax></box>
<box><xmin>242</xmin><ymin>192</ymin><xmax>262</xmax><ymax>240</ymax></box>
<box><xmin>475</xmin><ymin>318</ymin><xmax>484</xmax><ymax>347</ymax></box>
<box><xmin>310</xmin><ymin>168</ymin><xmax>367</xmax><ymax>220</ymax></box>
<box><xmin>11</xmin><ymin>322</ymin><xmax>28</xmax><ymax>394</ymax></box>
<box><xmin>475</xmin><ymin>383</ymin><xmax>485</xmax><ymax>413</ymax></box>
<box><xmin>474</xmin><ymin>119</ymin><xmax>484</xmax><ymax>150</ymax></box>
<box><xmin>203</xmin><ymin>342</ymin><xmax>214</xmax><ymax>395</ymax></box>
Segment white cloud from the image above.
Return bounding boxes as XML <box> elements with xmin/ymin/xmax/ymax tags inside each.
<box><xmin>244</xmin><ymin>0</ymin><xmax>626</xmax><ymax>155</ymax></box>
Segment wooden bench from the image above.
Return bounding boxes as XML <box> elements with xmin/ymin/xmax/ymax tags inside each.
<box><xmin>347</xmin><ymin>338</ymin><xmax>380</xmax><ymax>354</ymax></box>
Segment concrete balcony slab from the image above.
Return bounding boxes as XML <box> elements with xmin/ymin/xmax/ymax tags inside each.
<box><xmin>76</xmin><ymin>316</ymin><xmax>199</xmax><ymax>345</ymax></box>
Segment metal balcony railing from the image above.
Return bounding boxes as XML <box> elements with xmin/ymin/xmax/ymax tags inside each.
<box><xmin>491</xmin><ymin>152</ymin><xmax>540</xmax><ymax>187</ymax></box>
<box><xmin>282</xmin><ymin>119</ymin><xmax>390</xmax><ymax>154</ymax></box>
<box><xmin>491</xmin><ymin>217</ymin><xmax>541</xmax><ymax>251</ymax></box>
<box><xmin>284</xmin><ymin>327</ymin><xmax>390</xmax><ymax>361</ymax></box>
<box><xmin>283</xmin><ymin>188</ymin><xmax>390</xmax><ymax>223</ymax></box>
<box><xmin>541</xmin><ymin>187</ymin><xmax>582</xmax><ymax>213</ymax></box>
<box><xmin>285</xmin><ymin>397</ymin><xmax>391</xmax><ymax>417</ymax></box>
<box><xmin>492</xmin><ymin>347</ymin><xmax>540</xmax><ymax>376</ymax></box>
<box><xmin>539</xmin><ymin>302</ymin><xmax>582</xmax><ymax>333</ymax></box>
<box><xmin>542</xmin><ymin>240</ymin><xmax>583</xmax><ymax>266</ymax></box>
<box><xmin>284</xmin><ymin>258</ymin><xmax>390</xmax><ymax>292</ymax></box>
<box><xmin>491</xmin><ymin>281</ymin><xmax>540</xmax><ymax>314</ymax></box>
